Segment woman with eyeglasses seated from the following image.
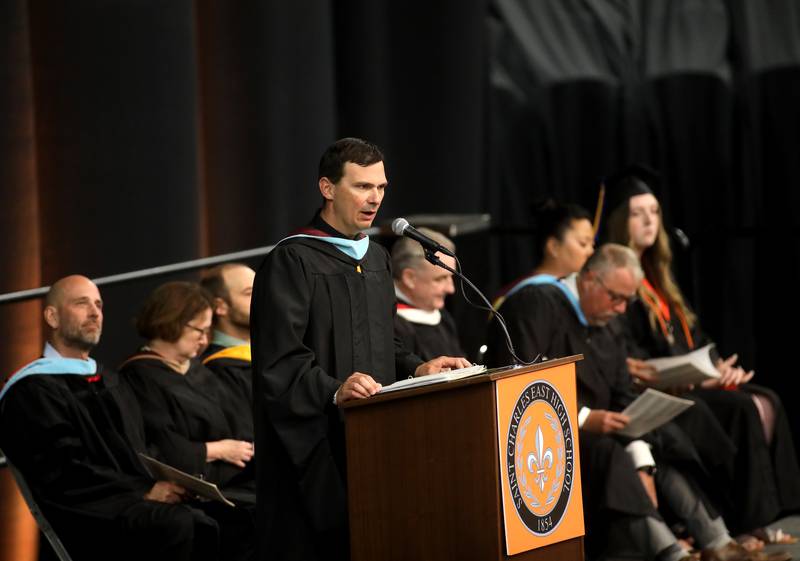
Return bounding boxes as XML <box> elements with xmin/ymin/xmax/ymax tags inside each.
<box><xmin>602</xmin><ymin>165</ymin><xmax>800</xmax><ymax>548</ymax></box>
<box><xmin>120</xmin><ymin>281</ymin><xmax>256</xmax><ymax>561</ymax></box>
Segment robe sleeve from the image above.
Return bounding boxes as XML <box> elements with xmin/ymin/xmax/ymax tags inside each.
<box><xmin>393</xmin><ymin>317</ymin><xmax>424</xmax><ymax>378</ymax></box>
<box><xmin>251</xmin><ymin>245</ymin><xmax>343</xmax><ymax>466</ymax></box>
<box><xmin>121</xmin><ymin>365</ymin><xmax>208</xmax><ymax>477</ymax></box>
<box><xmin>206</xmin><ymin>360</ymin><xmax>254</xmax><ymax>442</ymax></box>
<box><xmin>621</xmin><ymin>299</ymin><xmax>713</xmax><ymax>357</ymax></box>
<box><xmin>689</xmin><ymin>320</ymin><xmax>712</xmax><ymax>351</ymax></box>
<box><xmin>607</xmin><ymin>322</ymin><xmax>639</xmax><ymax>411</ymax></box>
<box><xmin>620</xmin><ymin>301</ymin><xmax>656</xmax><ymax>359</ymax></box>
<box><xmin>393</xmin><ymin>315</ymin><xmax>419</xmax><ymax>358</ymax></box>
<box><xmin>0</xmin><ymin>377</ymin><xmax>152</xmax><ymax>508</ymax></box>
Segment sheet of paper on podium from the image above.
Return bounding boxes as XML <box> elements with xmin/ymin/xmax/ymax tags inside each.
<box><xmin>378</xmin><ymin>364</ymin><xmax>486</xmax><ymax>394</ymax></box>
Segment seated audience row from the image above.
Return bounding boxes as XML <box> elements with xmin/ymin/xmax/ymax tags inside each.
<box><xmin>0</xmin><ymin>276</ymin><xmax>220</xmax><ymax>561</ymax></box>
<box><xmin>0</xmin><ymin>265</ymin><xmax>261</xmax><ymax>561</ymax></box>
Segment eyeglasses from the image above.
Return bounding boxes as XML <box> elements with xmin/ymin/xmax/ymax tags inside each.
<box><xmin>185</xmin><ymin>323</ymin><xmax>211</xmax><ymax>339</ymax></box>
<box><xmin>594</xmin><ymin>275</ymin><xmax>637</xmax><ymax>306</ymax></box>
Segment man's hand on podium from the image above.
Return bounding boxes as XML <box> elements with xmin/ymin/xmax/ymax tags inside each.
<box><xmin>414</xmin><ymin>356</ymin><xmax>473</xmax><ymax>377</ymax></box>
<box><xmin>336</xmin><ymin>372</ymin><xmax>382</xmax><ymax>405</ymax></box>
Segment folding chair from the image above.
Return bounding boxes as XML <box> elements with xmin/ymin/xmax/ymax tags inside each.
<box><xmin>0</xmin><ymin>448</ymin><xmax>74</xmax><ymax>561</ymax></box>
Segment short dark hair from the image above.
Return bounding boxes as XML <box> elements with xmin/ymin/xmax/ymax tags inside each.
<box><xmin>532</xmin><ymin>200</ymin><xmax>592</xmax><ymax>261</ymax></box>
<box><xmin>318</xmin><ymin>137</ymin><xmax>384</xmax><ymax>184</ymax></box>
<box><xmin>200</xmin><ymin>263</ymin><xmax>248</xmax><ymax>303</ymax></box>
<box><xmin>135</xmin><ymin>281</ymin><xmax>212</xmax><ymax>342</ymax></box>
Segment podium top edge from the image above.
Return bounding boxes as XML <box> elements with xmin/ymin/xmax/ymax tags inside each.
<box><xmin>486</xmin><ymin>354</ymin><xmax>583</xmax><ymax>381</ymax></box>
<box><xmin>341</xmin><ymin>354</ymin><xmax>583</xmax><ymax>409</ymax></box>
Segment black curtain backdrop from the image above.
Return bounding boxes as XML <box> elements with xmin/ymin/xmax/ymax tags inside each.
<box><xmin>1</xmin><ymin>1</ymin><xmax>800</xmax><ymax>558</ymax></box>
<box><xmin>486</xmin><ymin>0</ymin><xmax>800</xmax><ymax>450</ymax></box>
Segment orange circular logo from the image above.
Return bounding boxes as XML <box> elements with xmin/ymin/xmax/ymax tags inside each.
<box><xmin>506</xmin><ymin>380</ymin><xmax>575</xmax><ymax>535</ymax></box>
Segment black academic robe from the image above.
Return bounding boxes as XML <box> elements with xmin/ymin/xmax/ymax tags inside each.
<box><xmin>251</xmin><ymin>235</ymin><xmax>423</xmax><ymax>561</ymax></box>
<box><xmin>201</xmin><ymin>343</ymin><xmax>254</xmax><ymax>442</ymax></box>
<box><xmin>120</xmin><ymin>353</ymin><xmax>255</xmax><ymax>496</ymax></box>
<box><xmin>485</xmin><ymin>284</ymin><xmax>718</xmax><ymax>558</ymax></box>
<box><xmin>0</xmin><ymin>369</ymin><xmax>219</xmax><ymax>561</ymax></box>
<box><xmin>120</xmin><ymin>354</ymin><xmax>257</xmax><ymax>561</ymax></box>
<box><xmin>622</xmin><ymin>298</ymin><xmax>800</xmax><ymax>532</ymax></box>
<box><xmin>394</xmin><ymin>307</ymin><xmax>465</xmax><ymax>361</ymax></box>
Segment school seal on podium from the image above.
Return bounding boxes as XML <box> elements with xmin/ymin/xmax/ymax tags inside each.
<box><xmin>506</xmin><ymin>380</ymin><xmax>575</xmax><ymax>536</ymax></box>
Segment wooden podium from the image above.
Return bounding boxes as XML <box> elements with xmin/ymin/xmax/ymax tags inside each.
<box><xmin>342</xmin><ymin>355</ymin><xmax>584</xmax><ymax>561</ymax></box>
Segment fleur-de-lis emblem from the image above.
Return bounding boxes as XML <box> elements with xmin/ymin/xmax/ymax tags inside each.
<box><xmin>526</xmin><ymin>425</ymin><xmax>554</xmax><ymax>492</ymax></box>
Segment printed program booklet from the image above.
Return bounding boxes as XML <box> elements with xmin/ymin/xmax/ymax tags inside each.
<box><xmin>138</xmin><ymin>453</ymin><xmax>235</xmax><ymax>507</ymax></box>
<box><xmin>617</xmin><ymin>388</ymin><xmax>695</xmax><ymax>439</ymax></box>
<box><xmin>645</xmin><ymin>344</ymin><xmax>720</xmax><ymax>390</ymax></box>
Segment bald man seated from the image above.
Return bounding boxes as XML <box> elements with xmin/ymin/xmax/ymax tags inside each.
<box><xmin>0</xmin><ymin>275</ymin><xmax>219</xmax><ymax>561</ymax></box>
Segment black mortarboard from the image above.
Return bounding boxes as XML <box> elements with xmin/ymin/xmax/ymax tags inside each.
<box><xmin>602</xmin><ymin>163</ymin><xmax>662</xmax><ymax>215</ymax></box>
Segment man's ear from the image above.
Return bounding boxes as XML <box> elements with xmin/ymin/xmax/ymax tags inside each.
<box><xmin>400</xmin><ymin>267</ymin><xmax>417</xmax><ymax>290</ymax></box>
<box><xmin>319</xmin><ymin>177</ymin><xmax>335</xmax><ymax>201</ymax></box>
<box><xmin>213</xmin><ymin>297</ymin><xmax>229</xmax><ymax>318</ymax></box>
<box><xmin>43</xmin><ymin>306</ymin><xmax>59</xmax><ymax>330</ymax></box>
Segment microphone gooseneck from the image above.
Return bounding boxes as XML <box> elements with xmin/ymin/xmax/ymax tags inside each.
<box><xmin>392</xmin><ymin>217</ymin><xmax>538</xmax><ymax>367</ymax></box>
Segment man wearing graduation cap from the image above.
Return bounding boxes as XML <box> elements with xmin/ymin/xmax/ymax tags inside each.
<box><xmin>251</xmin><ymin>137</ymin><xmax>470</xmax><ymax>561</ymax></box>
<box><xmin>0</xmin><ymin>275</ymin><xmax>219</xmax><ymax>561</ymax></box>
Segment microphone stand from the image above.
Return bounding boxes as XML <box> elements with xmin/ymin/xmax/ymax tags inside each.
<box><xmin>422</xmin><ymin>249</ymin><xmax>538</xmax><ymax>366</ymax></box>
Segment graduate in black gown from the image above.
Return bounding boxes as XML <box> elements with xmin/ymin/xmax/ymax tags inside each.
<box><xmin>391</xmin><ymin>227</ymin><xmax>465</xmax><ymax>360</ymax></box>
<box><xmin>485</xmin><ymin>246</ymin><xmax>786</xmax><ymax>561</ymax></box>
<box><xmin>0</xmin><ymin>275</ymin><xmax>218</xmax><ymax>561</ymax></box>
<box><xmin>602</xmin><ymin>165</ymin><xmax>800</xmax><ymax>542</ymax></box>
<box><xmin>200</xmin><ymin>263</ymin><xmax>256</xmax><ymax>442</ymax></box>
<box><xmin>119</xmin><ymin>281</ymin><xmax>256</xmax><ymax>561</ymax></box>
<box><xmin>251</xmin><ymin>137</ymin><xmax>471</xmax><ymax>561</ymax></box>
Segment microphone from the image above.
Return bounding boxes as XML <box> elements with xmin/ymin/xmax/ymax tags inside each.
<box><xmin>391</xmin><ymin>218</ymin><xmax>456</xmax><ymax>257</ymax></box>
<box><xmin>673</xmin><ymin>227</ymin><xmax>690</xmax><ymax>250</ymax></box>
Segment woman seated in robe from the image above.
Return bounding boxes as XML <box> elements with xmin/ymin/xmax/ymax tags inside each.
<box><xmin>120</xmin><ymin>281</ymin><xmax>256</xmax><ymax>561</ymax></box>
<box><xmin>492</xmin><ymin>200</ymin><xmax>595</xmax><ymax>311</ymax></box>
<box><xmin>602</xmin><ymin>164</ymin><xmax>800</xmax><ymax>547</ymax></box>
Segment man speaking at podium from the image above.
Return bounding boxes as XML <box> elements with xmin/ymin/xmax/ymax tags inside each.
<box><xmin>251</xmin><ymin>137</ymin><xmax>469</xmax><ymax>561</ymax></box>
